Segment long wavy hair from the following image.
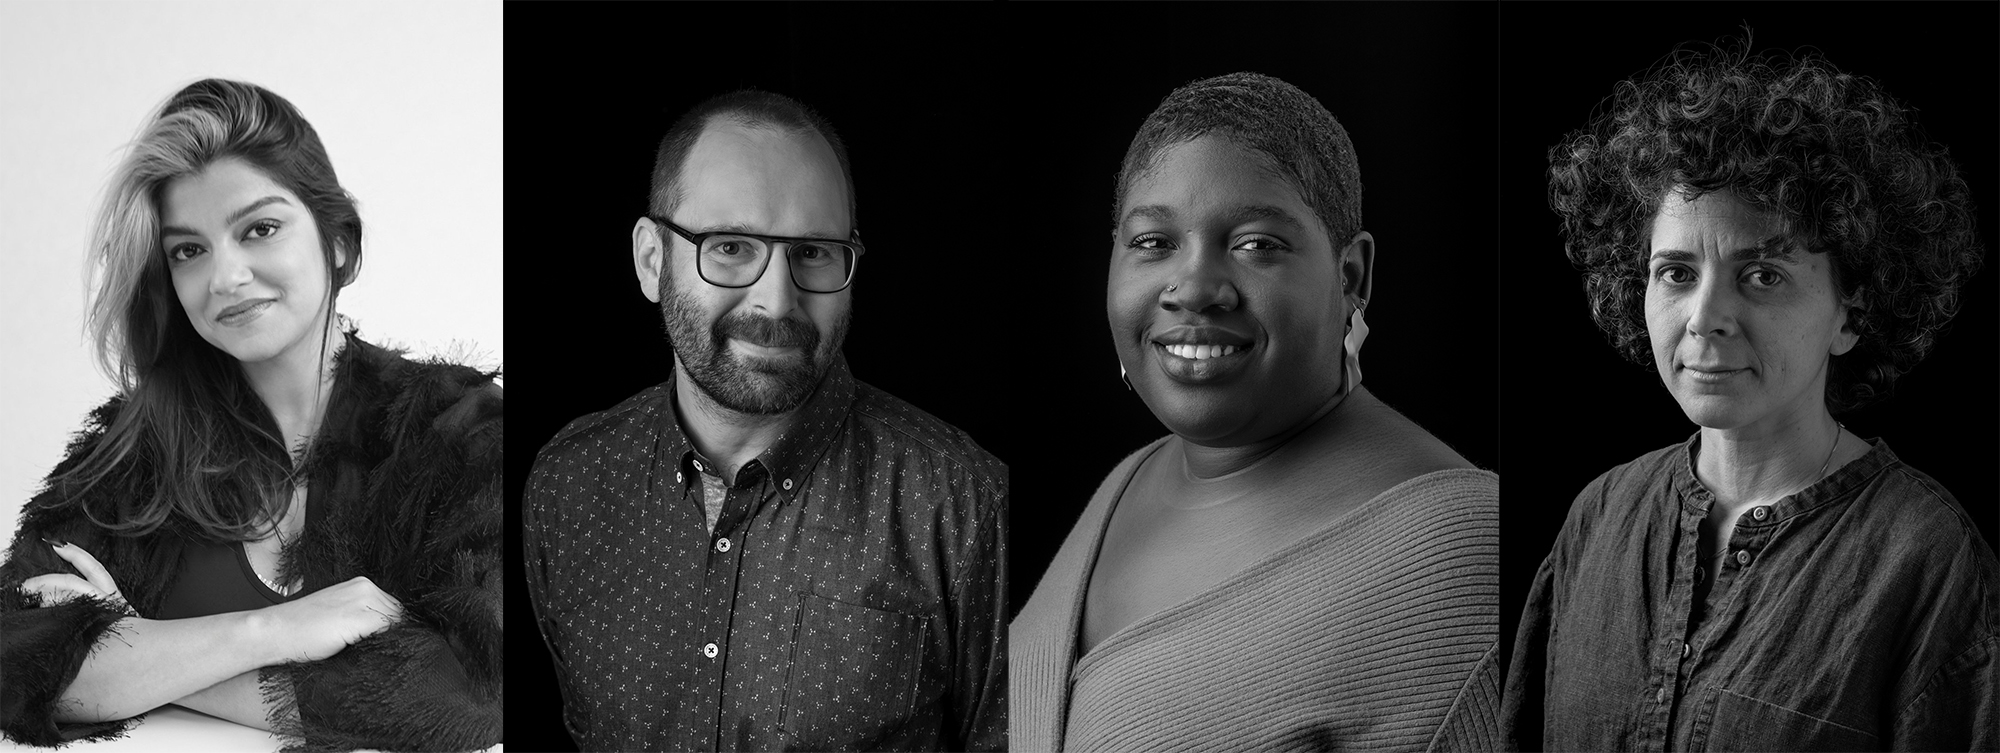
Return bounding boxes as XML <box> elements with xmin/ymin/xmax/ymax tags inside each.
<box><xmin>47</xmin><ymin>78</ymin><xmax>364</xmax><ymax>541</ymax></box>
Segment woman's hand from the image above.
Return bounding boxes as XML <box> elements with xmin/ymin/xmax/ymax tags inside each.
<box><xmin>21</xmin><ymin>540</ymin><xmax>132</xmax><ymax>614</ymax></box>
<box><xmin>256</xmin><ymin>576</ymin><xmax>405</xmax><ymax>663</ymax></box>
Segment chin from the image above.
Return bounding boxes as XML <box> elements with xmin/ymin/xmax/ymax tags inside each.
<box><xmin>1142</xmin><ymin>387</ymin><xmax>1254</xmax><ymax>445</ymax></box>
<box><xmin>1672</xmin><ymin>392</ymin><xmax>1761</xmax><ymax>431</ymax></box>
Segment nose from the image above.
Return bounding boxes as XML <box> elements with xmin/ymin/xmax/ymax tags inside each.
<box><xmin>1685</xmin><ymin>274</ymin><xmax>1737</xmax><ymax>338</ymax></box>
<box><xmin>1159</xmin><ymin>245</ymin><xmax>1239</xmax><ymax>314</ymax></box>
<box><xmin>208</xmin><ymin>242</ymin><xmax>253</xmax><ymax>295</ymax></box>
<box><xmin>740</xmin><ymin>243</ymin><xmax>803</xmax><ymax>319</ymax></box>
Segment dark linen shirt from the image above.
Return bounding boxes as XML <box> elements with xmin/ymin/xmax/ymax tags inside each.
<box><xmin>523</xmin><ymin>356</ymin><xmax>1008</xmax><ymax>752</ymax></box>
<box><xmin>1503</xmin><ymin>435</ymin><xmax>1998</xmax><ymax>751</ymax></box>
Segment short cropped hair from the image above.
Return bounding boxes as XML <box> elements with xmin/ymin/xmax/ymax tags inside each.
<box><xmin>1550</xmin><ymin>43</ymin><xmax>1985</xmax><ymax>413</ymax></box>
<box><xmin>1114</xmin><ymin>72</ymin><xmax>1363</xmax><ymax>250</ymax></box>
<box><xmin>649</xmin><ymin>89</ymin><xmax>857</xmax><ymax>229</ymax></box>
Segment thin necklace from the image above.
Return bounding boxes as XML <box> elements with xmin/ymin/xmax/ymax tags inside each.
<box><xmin>1814</xmin><ymin>422</ymin><xmax>1844</xmax><ymax>481</ymax></box>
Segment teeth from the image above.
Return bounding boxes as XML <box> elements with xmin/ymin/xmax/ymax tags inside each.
<box><xmin>1165</xmin><ymin>344</ymin><xmax>1241</xmax><ymax>360</ymax></box>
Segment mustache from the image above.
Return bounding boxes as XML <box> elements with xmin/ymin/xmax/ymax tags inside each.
<box><xmin>715</xmin><ymin>311</ymin><xmax>818</xmax><ymax>350</ymax></box>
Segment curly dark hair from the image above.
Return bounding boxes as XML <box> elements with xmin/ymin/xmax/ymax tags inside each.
<box><xmin>1115</xmin><ymin>72</ymin><xmax>1363</xmax><ymax>251</ymax></box>
<box><xmin>1550</xmin><ymin>44</ymin><xmax>1984</xmax><ymax>413</ymax></box>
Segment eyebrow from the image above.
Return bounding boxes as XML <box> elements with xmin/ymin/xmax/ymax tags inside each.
<box><xmin>695</xmin><ymin>221</ymin><xmax>847</xmax><ymax>239</ymax></box>
<box><xmin>1649</xmin><ymin>235</ymin><xmax>1799</xmax><ymax>263</ymax></box>
<box><xmin>160</xmin><ymin>195</ymin><xmax>294</xmax><ymax>238</ymax></box>
<box><xmin>1120</xmin><ymin>203</ymin><xmax>1312</xmax><ymax>235</ymax></box>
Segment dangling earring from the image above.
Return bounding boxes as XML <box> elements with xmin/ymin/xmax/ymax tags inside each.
<box><xmin>1120</xmin><ymin>362</ymin><xmax>1133</xmax><ymax>391</ymax></box>
<box><xmin>1343</xmin><ymin>298</ymin><xmax>1369</xmax><ymax>393</ymax></box>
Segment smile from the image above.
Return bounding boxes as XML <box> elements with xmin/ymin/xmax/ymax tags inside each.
<box><xmin>1153</xmin><ymin>341</ymin><xmax>1252</xmax><ymax>384</ymax></box>
<box><xmin>215</xmin><ymin>299</ymin><xmax>275</xmax><ymax>327</ymax></box>
<box><xmin>1162</xmin><ymin>343</ymin><xmax>1241</xmax><ymax>360</ymax></box>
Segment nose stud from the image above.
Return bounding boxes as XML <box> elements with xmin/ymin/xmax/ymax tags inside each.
<box><xmin>1166</xmin><ymin>284</ymin><xmax>1178</xmax><ymax>293</ymax></box>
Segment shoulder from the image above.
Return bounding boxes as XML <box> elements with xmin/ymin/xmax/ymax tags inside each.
<box><xmin>1849</xmin><ymin>447</ymin><xmax>1997</xmax><ymax>578</ymax></box>
<box><xmin>1570</xmin><ymin>441</ymin><xmax>1683</xmax><ymax>522</ymax></box>
<box><xmin>347</xmin><ymin>336</ymin><xmax>502</xmax><ymax>451</ymax></box>
<box><xmin>1383</xmin><ymin>468</ymin><xmax>1500</xmax><ymax>520</ymax></box>
<box><xmin>529</xmin><ymin>381</ymin><xmax>674</xmax><ymax>486</ymax></box>
<box><xmin>847</xmin><ymin>378</ymin><xmax>1007</xmax><ymax>497</ymax></box>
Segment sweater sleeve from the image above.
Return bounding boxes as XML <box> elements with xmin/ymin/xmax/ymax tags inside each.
<box><xmin>259</xmin><ymin>379</ymin><xmax>504</xmax><ymax>752</ymax></box>
<box><xmin>0</xmin><ymin>404</ymin><xmax>153</xmax><ymax>746</ymax></box>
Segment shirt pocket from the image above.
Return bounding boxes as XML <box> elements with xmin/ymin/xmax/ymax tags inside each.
<box><xmin>1700</xmin><ymin>687</ymin><xmax>1881</xmax><ymax>752</ymax></box>
<box><xmin>781</xmin><ymin>591</ymin><xmax>931</xmax><ymax>750</ymax></box>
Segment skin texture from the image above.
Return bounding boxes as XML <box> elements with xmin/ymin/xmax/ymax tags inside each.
<box><xmin>1644</xmin><ymin>189</ymin><xmax>1866</xmax><ymax>573</ymax></box>
<box><xmin>1108</xmin><ymin>135</ymin><xmax>1370</xmax><ymax>462</ymax></box>
<box><xmin>631</xmin><ymin>121</ymin><xmax>854</xmax><ymax>480</ymax></box>
<box><xmin>30</xmin><ymin>159</ymin><xmax>402</xmax><ymax>728</ymax></box>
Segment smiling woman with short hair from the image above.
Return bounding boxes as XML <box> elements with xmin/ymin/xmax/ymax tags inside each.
<box><xmin>1503</xmin><ymin>45</ymin><xmax>1995</xmax><ymax>750</ymax></box>
<box><xmin>1010</xmin><ymin>72</ymin><xmax>1502</xmax><ymax>752</ymax></box>
<box><xmin>0</xmin><ymin>79</ymin><xmax>501</xmax><ymax>751</ymax></box>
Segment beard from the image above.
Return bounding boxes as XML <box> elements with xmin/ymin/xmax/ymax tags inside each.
<box><xmin>658</xmin><ymin>273</ymin><xmax>850</xmax><ymax>415</ymax></box>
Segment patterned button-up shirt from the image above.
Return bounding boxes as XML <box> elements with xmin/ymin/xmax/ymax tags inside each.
<box><xmin>523</xmin><ymin>357</ymin><xmax>1008</xmax><ymax>751</ymax></box>
<box><xmin>1504</xmin><ymin>434</ymin><xmax>1997</xmax><ymax>751</ymax></box>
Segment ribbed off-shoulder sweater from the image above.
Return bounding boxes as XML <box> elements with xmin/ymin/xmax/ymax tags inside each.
<box><xmin>1010</xmin><ymin>438</ymin><xmax>1502</xmax><ymax>752</ymax></box>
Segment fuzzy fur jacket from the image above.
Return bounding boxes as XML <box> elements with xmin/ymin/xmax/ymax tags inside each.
<box><xmin>0</xmin><ymin>333</ymin><xmax>502</xmax><ymax>751</ymax></box>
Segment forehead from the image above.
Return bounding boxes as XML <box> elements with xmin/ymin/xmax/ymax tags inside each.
<box><xmin>1648</xmin><ymin>190</ymin><xmax>1786</xmax><ymax>253</ymax></box>
<box><xmin>159</xmin><ymin>158</ymin><xmax>295</xmax><ymax>225</ymax></box>
<box><xmin>1122</xmin><ymin>137</ymin><xmax>1316</xmax><ymax>226</ymax></box>
<box><xmin>678</xmin><ymin>120</ymin><xmax>849</xmax><ymax>236</ymax></box>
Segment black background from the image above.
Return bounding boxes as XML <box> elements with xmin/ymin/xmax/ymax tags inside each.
<box><xmin>1496</xmin><ymin>3</ymin><xmax>2000</xmax><ymax>741</ymax></box>
<box><xmin>502</xmin><ymin>3</ymin><xmax>1994</xmax><ymax>751</ymax></box>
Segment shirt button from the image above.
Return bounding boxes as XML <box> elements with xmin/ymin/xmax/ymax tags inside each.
<box><xmin>676</xmin><ymin>471</ymin><xmax>685</xmax><ymax>484</ymax></box>
<box><xmin>693</xmin><ymin>460</ymin><xmax>704</xmax><ymax>472</ymax></box>
<box><xmin>1751</xmin><ymin>506</ymin><xmax>1770</xmax><ymax>522</ymax></box>
<box><xmin>782</xmin><ymin>478</ymin><xmax>794</xmax><ymax>491</ymax></box>
<box><xmin>1657</xmin><ymin>687</ymin><xmax>1671</xmax><ymax>703</ymax></box>
<box><xmin>1735</xmin><ymin>550</ymin><xmax>1752</xmax><ymax>566</ymax></box>
<box><xmin>715</xmin><ymin>537</ymin><xmax>731</xmax><ymax>553</ymax></box>
<box><xmin>1682</xmin><ymin>643</ymin><xmax>1691</xmax><ymax>659</ymax></box>
<box><xmin>1694</xmin><ymin>565</ymin><xmax>1707</xmax><ymax>583</ymax></box>
<box><xmin>702</xmin><ymin>642</ymin><xmax>718</xmax><ymax>659</ymax></box>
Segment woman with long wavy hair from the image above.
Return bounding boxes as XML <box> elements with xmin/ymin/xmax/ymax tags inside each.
<box><xmin>0</xmin><ymin>78</ymin><xmax>501</xmax><ymax>751</ymax></box>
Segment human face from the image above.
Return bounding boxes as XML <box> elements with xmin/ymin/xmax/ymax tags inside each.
<box><xmin>636</xmin><ymin>122</ymin><xmax>853</xmax><ymax>415</ymax></box>
<box><xmin>1109</xmin><ymin>136</ymin><xmax>1363</xmax><ymax>447</ymax></box>
<box><xmin>1645</xmin><ymin>190</ymin><xmax>1857</xmax><ymax>435</ymax></box>
<box><xmin>161</xmin><ymin>158</ymin><xmax>338</xmax><ymax>366</ymax></box>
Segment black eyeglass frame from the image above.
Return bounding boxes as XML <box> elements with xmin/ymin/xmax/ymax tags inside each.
<box><xmin>650</xmin><ymin>216</ymin><xmax>867</xmax><ymax>294</ymax></box>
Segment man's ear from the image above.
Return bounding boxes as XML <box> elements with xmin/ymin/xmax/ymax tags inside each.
<box><xmin>635</xmin><ymin>217</ymin><xmax>666</xmax><ymax>303</ymax></box>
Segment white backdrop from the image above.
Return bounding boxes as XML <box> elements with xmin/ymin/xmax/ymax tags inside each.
<box><xmin>0</xmin><ymin>1</ymin><xmax>504</xmax><ymax>544</ymax></box>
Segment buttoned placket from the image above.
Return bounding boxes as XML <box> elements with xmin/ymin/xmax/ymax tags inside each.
<box><xmin>685</xmin><ymin>453</ymin><xmax>779</xmax><ymax>752</ymax></box>
<box><xmin>1669</xmin><ymin>484</ymin><xmax>1789</xmax><ymax>751</ymax></box>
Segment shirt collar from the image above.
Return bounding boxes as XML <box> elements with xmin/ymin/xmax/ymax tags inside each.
<box><xmin>1675</xmin><ymin>430</ymin><xmax>1900</xmax><ymax>522</ymax></box>
<box><xmin>656</xmin><ymin>354</ymin><xmax>856</xmax><ymax>503</ymax></box>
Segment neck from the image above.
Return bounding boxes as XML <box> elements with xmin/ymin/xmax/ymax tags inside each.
<box><xmin>672</xmin><ymin>362</ymin><xmax>799</xmax><ymax>483</ymax></box>
<box><xmin>1180</xmin><ymin>385</ymin><xmax>1362</xmax><ymax>480</ymax></box>
<box><xmin>239</xmin><ymin>320</ymin><xmax>341</xmax><ymax>458</ymax></box>
<box><xmin>1694</xmin><ymin>406</ymin><xmax>1842</xmax><ymax>509</ymax></box>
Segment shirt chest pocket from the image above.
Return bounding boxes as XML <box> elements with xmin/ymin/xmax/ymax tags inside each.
<box><xmin>1699</xmin><ymin>688</ymin><xmax>1881</xmax><ymax>752</ymax></box>
<box><xmin>781</xmin><ymin>592</ymin><xmax>932</xmax><ymax>750</ymax></box>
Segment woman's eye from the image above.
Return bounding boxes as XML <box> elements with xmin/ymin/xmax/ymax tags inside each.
<box><xmin>166</xmin><ymin>243</ymin><xmax>205</xmax><ymax>262</ymax></box>
<box><xmin>1126</xmin><ymin>234</ymin><xmax>1172</xmax><ymax>256</ymax></box>
<box><xmin>244</xmin><ymin>220</ymin><xmax>280</xmax><ymax>240</ymax></box>
<box><xmin>1235</xmin><ymin>236</ymin><xmax>1290</xmax><ymax>256</ymax></box>
<box><xmin>1744</xmin><ymin>268</ymin><xmax>1783</xmax><ymax>288</ymax></box>
<box><xmin>1656</xmin><ymin>266</ymin><xmax>1693</xmax><ymax>285</ymax></box>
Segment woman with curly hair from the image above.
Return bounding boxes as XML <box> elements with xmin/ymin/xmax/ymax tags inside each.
<box><xmin>1502</xmin><ymin>45</ymin><xmax>1995</xmax><ymax>750</ymax></box>
<box><xmin>0</xmin><ymin>79</ymin><xmax>501</xmax><ymax>751</ymax></box>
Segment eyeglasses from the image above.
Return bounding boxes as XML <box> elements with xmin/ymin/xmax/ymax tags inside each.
<box><xmin>651</xmin><ymin>217</ymin><xmax>866</xmax><ymax>294</ymax></box>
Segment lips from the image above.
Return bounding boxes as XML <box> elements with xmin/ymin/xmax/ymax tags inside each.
<box><xmin>1682</xmin><ymin>363</ymin><xmax>1749</xmax><ymax>384</ymax></box>
<box><xmin>1150</xmin><ymin>325</ymin><xmax>1255</xmax><ymax>383</ymax></box>
<box><xmin>215</xmin><ymin>298</ymin><xmax>275</xmax><ymax>326</ymax></box>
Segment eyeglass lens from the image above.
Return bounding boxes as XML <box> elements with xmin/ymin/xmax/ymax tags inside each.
<box><xmin>698</xmin><ymin>235</ymin><xmax>856</xmax><ymax>292</ymax></box>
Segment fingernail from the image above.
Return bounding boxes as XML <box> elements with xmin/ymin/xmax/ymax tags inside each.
<box><xmin>41</xmin><ymin>537</ymin><xmax>67</xmax><ymax>548</ymax></box>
